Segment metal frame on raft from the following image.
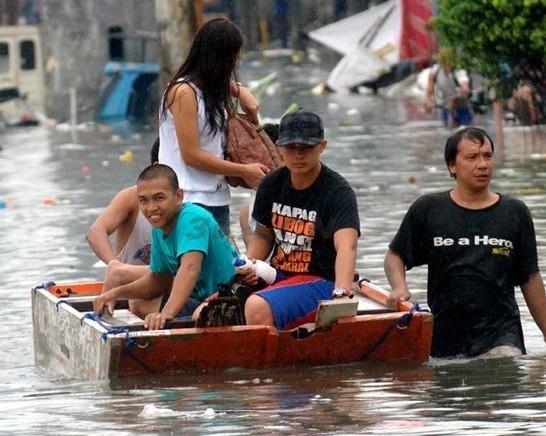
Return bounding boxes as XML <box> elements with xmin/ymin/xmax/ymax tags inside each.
<box><xmin>31</xmin><ymin>281</ymin><xmax>433</xmax><ymax>381</ymax></box>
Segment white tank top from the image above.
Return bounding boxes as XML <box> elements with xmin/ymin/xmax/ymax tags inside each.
<box><xmin>158</xmin><ymin>80</ymin><xmax>230</xmax><ymax>206</ymax></box>
<box><xmin>115</xmin><ymin>211</ymin><xmax>152</xmax><ymax>265</ymax></box>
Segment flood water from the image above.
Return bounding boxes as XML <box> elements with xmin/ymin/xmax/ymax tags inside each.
<box><xmin>1</xmin><ymin>59</ymin><xmax>546</xmax><ymax>435</ymax></box>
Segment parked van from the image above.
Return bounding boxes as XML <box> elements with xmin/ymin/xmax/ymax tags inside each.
<box><xmin>0</xmin><ymin>25</ymin><xmax>44</xmax><ymax>125</ymax></box>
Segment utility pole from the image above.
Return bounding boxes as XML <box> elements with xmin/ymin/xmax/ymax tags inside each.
<box><xmin>155</xmin><ymin>0</ymin><xmax>198</xmax><ymax>91</ymax></box>
<box><xmin>288</xmin><ymin>0</ymin><xmax>302</xmax><ymax>51</ymax></box>
<box><xmin>236</xmin><ymin>0</ymin><xmax>259</xmax><ymax>51</ymax></box>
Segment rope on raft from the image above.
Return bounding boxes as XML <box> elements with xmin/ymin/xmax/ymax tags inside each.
<box><xmin>360</xmin><ymin>303</ymin><xmax>429</xmax><ymax>360</ymax></box>
<box><xmin>81</xmin><ymin>312</ymin><xmax>135</xmax><ymax>344</ymax></box>
<box><xmin>81</xmin><ymin>312</ymin><xmax>157</xmax><ymax>374</ymax></box>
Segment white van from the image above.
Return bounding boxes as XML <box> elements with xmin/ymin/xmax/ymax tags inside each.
<box><xmin>0</xmin><ymin>25</ymin><xmax>44</xmax><ymax>125</ymax></box>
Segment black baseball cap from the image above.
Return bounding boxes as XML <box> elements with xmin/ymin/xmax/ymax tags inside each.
<box><xmin>276</xmin><ymin>110</ymin><xmax>324</xmax><ymax>146</ymax></box>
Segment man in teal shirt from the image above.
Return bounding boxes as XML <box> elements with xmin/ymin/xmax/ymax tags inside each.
<box><xmin>93</xmin><ymin>164</ymin><xmax>237</xmax><ymax>330</ymax></box>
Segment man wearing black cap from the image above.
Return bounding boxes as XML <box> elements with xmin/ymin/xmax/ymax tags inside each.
<box><xmin>238</xmin><ymin>110</ymin><xmax>361</xmax><ymax>330</ymax></box>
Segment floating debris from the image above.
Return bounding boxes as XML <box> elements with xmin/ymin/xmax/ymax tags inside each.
<box><xmin>139</xmin><ymin>404</ymin><xmax>177</xmax><ymax>418</ymax></box>
<box><xmin>119</xmin><ymin>150</ymin><xmax>133</xmax><ymax>162</ymax></box>
<box><xmin>42</xmin><ymin>196</ymin><xmax>59</xmax><ymax>206</ymax></box>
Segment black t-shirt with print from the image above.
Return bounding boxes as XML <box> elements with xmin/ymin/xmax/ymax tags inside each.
<box><xmin>390</xmin><ymin>191</ymin><xmax>538</xmax><ymax>358</ymax></box>
<box><xmin>252</xmin><ymin>164</ymin><xmax>360</xmax><ymax>282</ymax></box>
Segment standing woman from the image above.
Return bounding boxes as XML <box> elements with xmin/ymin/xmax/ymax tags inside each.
<box><xmin>159</xmin><ymin>18</ymin><xmax>268</xmax><ymax>235</ymax></box>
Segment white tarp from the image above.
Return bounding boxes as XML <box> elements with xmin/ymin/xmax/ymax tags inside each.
<box><xmin>308</xmin><ymin>0</ymin><xmax>402</xmax><ymax>91</ymax></box>
<box><xmin>308</xmin><ymin>0</ymin><xmax>399</xmax><ymax>58</ymax></box>
<box><xmin>326</xmin><ymin>47</ymin><xmax>389</xmax><ymax>91</ymax></box>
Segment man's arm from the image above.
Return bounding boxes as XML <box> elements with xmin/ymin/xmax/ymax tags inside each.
<box><xmin>144</xmin><ymin>251</ymin><xmax>203</xmax><ymax>330</ymax></box>
<box><xmin>333</xmin><ymin>228</ymin><xmax>359</xmax><ymax>291</ymax></box>
<box><xmin>520</xmin><ymin>271</ymin><xmax>546</xmax><ymax>342</ymax></box>
<box><xmin>237</xmin><ymin>224</ymin><xmax>275</xmax><ymax>285</ymax></box>
<box><xmin>384</xmin><ymin>249</ymin><xmax>412</xmax><ymax>308</ymax></box>
<box><xmin>86</xmin><ymin>186</ymin><xmax>137</xmax><ymax>264</ymax></box>
<box><xmin>231</xmin><ymin>81</ymin><xmax>260</xmax><ymax>124</ymax></box>
<box><xmin>246</xmin><ymin>223</ymin><xmax>275</xmax><ymax>260</ymax></box>
<box><xmin>93</xmin><ymin>270</ymin><xmax>171</xmax><ymax>315</ymax></box>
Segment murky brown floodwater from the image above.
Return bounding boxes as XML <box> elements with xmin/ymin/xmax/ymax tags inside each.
<box><xmin>1</xmin><ymin>59</ymin><xmax>546</xmax><ymax>435</ymax></box>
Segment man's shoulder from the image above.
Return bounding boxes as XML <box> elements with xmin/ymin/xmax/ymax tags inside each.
<box><xmin>102</xmin><ymin>185</ymin><xmax>139</xmax><ymax>226</ymax></box>
<box><xmin>112</xmin><ymin>185</ymin><xmax>138</xmax><ymax>206</ymax></box>
<box><xmin>180</xmin><ymin>202</ymin><xmax>215</xmax><ymax>222</ymax></box>
<box><xmin>500</xmin><ymin>194</ymin><xmax>527</xmax><ymax>208</ymax></box>
<box><xmin>499</xmin><ymin>194</ymin><xmax>532</xmax><ymax>215</ymax></box>
<box><xmin>262</xmin><ymin>166</ymin><xmax>289</xmax><ymax>183</ymax></box>
<box><xmin>320</xmin><ymin>165</ymin><xmax>354</xmax><ymax>191</ymax></box>
<box><xmin>410</xmin><ymin>191</ymin><xmax>449</xmax><ymax>210</ymax></box>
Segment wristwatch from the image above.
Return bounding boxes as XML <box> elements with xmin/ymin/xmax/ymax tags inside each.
<box><xmin>332</xmin><ymin>287</ymin><xmax>352</xmax><ymax>299</ymax></box>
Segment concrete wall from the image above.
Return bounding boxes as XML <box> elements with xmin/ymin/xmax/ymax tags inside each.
<box><xmin>39</xmin><ymin>0</ymin><xmax>156</xmax><ymax>121</ymax></box>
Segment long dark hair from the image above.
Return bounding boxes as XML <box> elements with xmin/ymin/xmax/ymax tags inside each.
<box><xmin>160</xmin><ymin>18</ymin><xmax>243</xmax><ymax>135</ymax></box>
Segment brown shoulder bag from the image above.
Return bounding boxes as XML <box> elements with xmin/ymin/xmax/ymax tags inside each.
<box><xmin>225</xmin><ymin>113</ymin><xmax>282</xmax><ymax>189</ymax></box>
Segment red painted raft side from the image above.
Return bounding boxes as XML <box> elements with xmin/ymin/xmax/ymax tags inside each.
<box><xmin>275</xmin><ymin>313</ymin><xmax>432</xmax><ymax>366</ymax></box>
<box><xmin>117</xmin><ymin>325</ymin><xmax>277</xmax><ymax>377</ymax></box>
<box><xmin>116</xmin><ymin>312</ymin><xmax>432</xmax><ymax>376</ymax></box>
<box><xmin>47</xmin><ymin>282</ymin><xmax>103</xmax><ymax>297</ymax></box>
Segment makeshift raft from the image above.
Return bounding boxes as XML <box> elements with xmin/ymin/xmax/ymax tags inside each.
<box><xmin>31</xmin><ymin>281</ymin><xmax>432</xmax><ymax>380</ymax></box>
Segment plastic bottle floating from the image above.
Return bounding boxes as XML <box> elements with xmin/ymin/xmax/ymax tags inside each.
<box><xmin>42</xmin><ymin>196</ymin><xmax>59</xmax><ymax>206</ymax></box>
<box><xmin>42</xmin><ymin>197</ymin><xmax>71</xmax><ymax>206</ymax></box>
<box><xmin>119</xmin><ymin>150</ymin><xmax>133</xmax><ymax>162</ymax></box>
<box><xmin>233</xmin><ymin>255</ymin><xmax>277</xmax><ymax>285</ymax></box>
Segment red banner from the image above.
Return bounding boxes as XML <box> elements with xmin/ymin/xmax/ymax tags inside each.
<box><xmin>399</xmin><ymin>0</ymin><xmax>437</xmax><ymax>61</ymax></box>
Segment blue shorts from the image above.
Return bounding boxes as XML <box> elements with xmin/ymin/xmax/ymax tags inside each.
<box><xmin>256</xmin><ymin>275</ymin><xmax>334</xmax><ymax>330</ymax></box>
<box><xmin>193</xmin><ymin>203</ymin><xmax>230</xmax><ymax>235</ymax></box>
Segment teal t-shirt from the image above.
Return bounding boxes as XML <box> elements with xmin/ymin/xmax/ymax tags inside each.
<box><xmin>149</xmin><ymin>202</ymin><xmax>237</xmax><ymax>301</ymax></box>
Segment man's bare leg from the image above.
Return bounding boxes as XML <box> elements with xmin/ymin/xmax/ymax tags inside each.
<box><xmin>478</xmin><ymin>345</ymin><xmax>522</xmax><ymax>359</ymax></box>
<box><xmin>102</xmin><ymin>260</ymin><xmax>161</xmax><ymax>318</ymax></box>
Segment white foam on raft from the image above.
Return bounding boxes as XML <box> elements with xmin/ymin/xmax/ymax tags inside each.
<box><xmin>139</xmin><ymin>404</ymin><xmax>217</xmax><ymax>419</ymax></box>
<box><xmin>139</xmin><ymin>404</ymin><xmax>178</xmax><ymax>418</ymax></box>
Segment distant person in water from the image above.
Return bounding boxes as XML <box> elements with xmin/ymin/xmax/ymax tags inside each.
<box><xmin>93</xmin><ymin>164</ymin><xmax>238</xmax><ymax>330</ymax></box>
<box><xmin>384</xmin><ymin>127</ymin><xmax>546</xmax><ymax>359</ymax></box>
<box><xmin>87</xmin><ymin>138</ymin><xmax>159</xmax><ymax>318</ymax></box>
<box><xmin>424</xmin><ymin>47</ymin><xmax>472</xmax><ymax>128</ymax></box>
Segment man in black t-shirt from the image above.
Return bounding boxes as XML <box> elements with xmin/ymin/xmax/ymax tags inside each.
<box><xmin>240</xmin><ymin>110</ymin><xmax>361</xmax><ymax>330</ymax></box>
<box><xmin>385</xmin><ymin>127</ymin><xmax>546</xmax><ymax>358</ymax></box>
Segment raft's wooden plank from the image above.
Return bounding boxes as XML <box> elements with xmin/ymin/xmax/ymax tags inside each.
<box><xmin>315</xmin><ymin>299</ymin><xmax>358</xmax><ymax>328</ymax></box>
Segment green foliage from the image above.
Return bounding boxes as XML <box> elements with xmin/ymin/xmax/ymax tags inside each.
<box><xmin>432</xmin><ymin>0</ymin><xmax>546</xmax><ymax>99</ymax></box>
